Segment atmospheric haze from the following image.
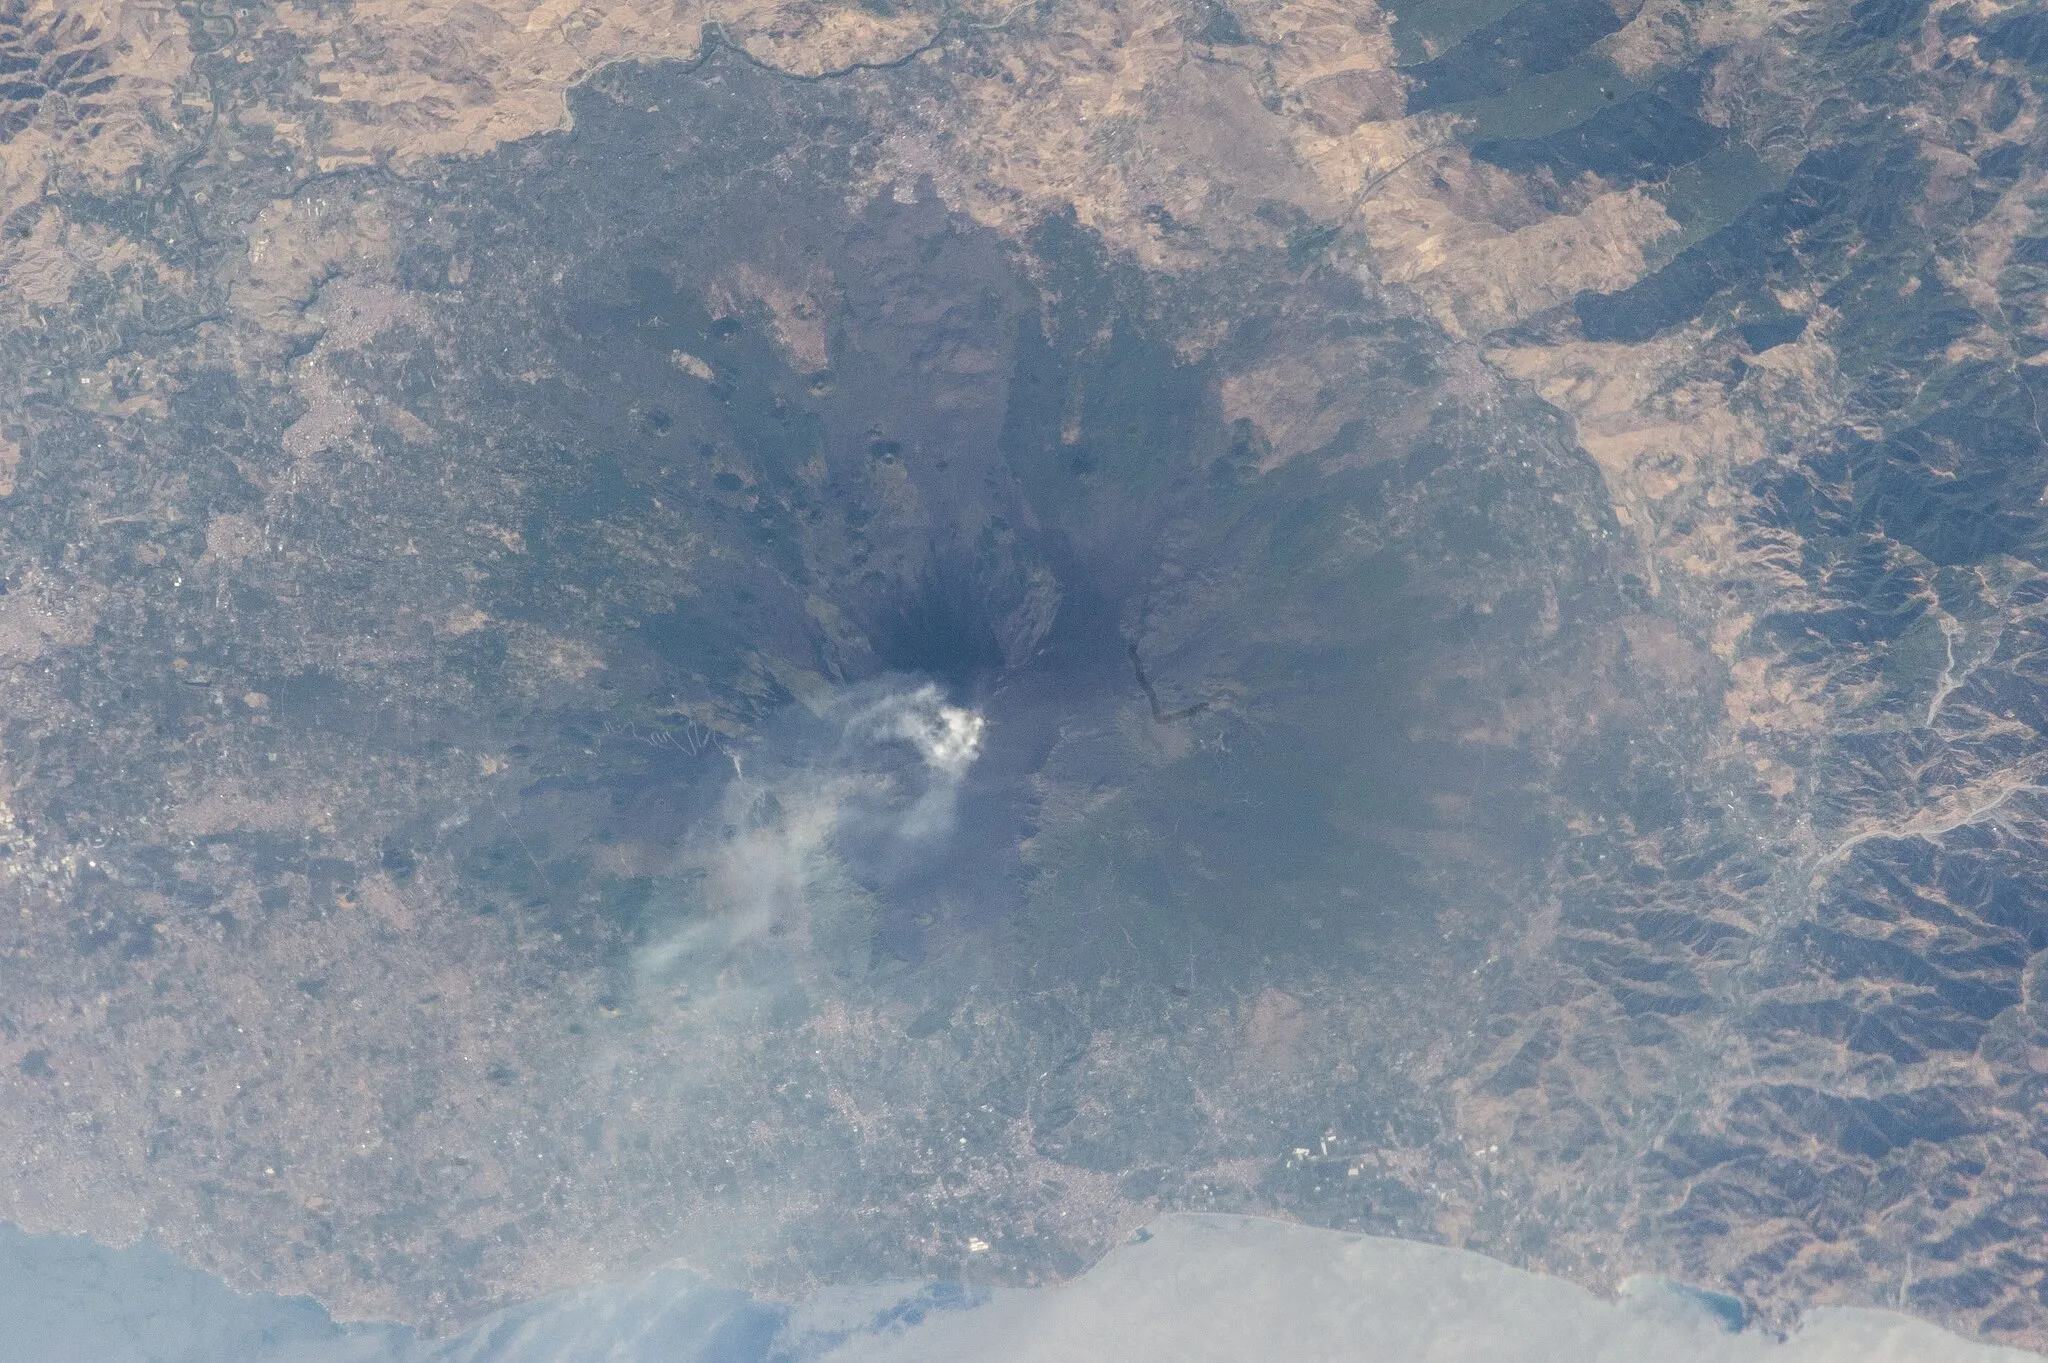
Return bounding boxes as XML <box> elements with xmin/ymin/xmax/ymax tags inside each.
<box><xmin>2</xmin><ymin>1215</ymin><xmax>2035</xmax><ymax>1363</ymax></box>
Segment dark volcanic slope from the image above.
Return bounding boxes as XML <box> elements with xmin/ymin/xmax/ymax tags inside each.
<box><xmin>0</xmin><ymin>42</ymin><xmax>1633</xmax><ymax>1329</ymax></box>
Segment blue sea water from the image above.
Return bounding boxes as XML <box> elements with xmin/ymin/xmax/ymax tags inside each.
<box><xmin>0</xmin><ymin>1215</ymin><xmax>2034</xmax><ymax>1363</ymax></box>
<box><xmin>0</xmin><ymin>1222</ymin><xmax>979</xmax><ymax>1363</ymax></box>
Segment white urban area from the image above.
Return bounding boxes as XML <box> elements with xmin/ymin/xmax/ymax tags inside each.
<box><xmin>2</xmin><ymin>1213</ymin><xmax>2037</xmax><ymax>1363</ymax></box>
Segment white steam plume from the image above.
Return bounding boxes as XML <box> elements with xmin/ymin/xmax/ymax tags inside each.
<box><xmin>636</xmin><ymin>683</ymin><xmax>985</xmax><ymax>984</ymax></box>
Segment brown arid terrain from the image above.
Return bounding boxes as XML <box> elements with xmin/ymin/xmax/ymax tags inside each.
<box><xmin>5</xmin><ymin>0</ymin><xmax>2048</xmax><ymax>1348</ymax></box>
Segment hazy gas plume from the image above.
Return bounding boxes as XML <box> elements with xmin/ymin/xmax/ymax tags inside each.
<box><xmin>636</xmin><ymin>682</ymin><xmax>986</xmax><ymax>983</ymax></box>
